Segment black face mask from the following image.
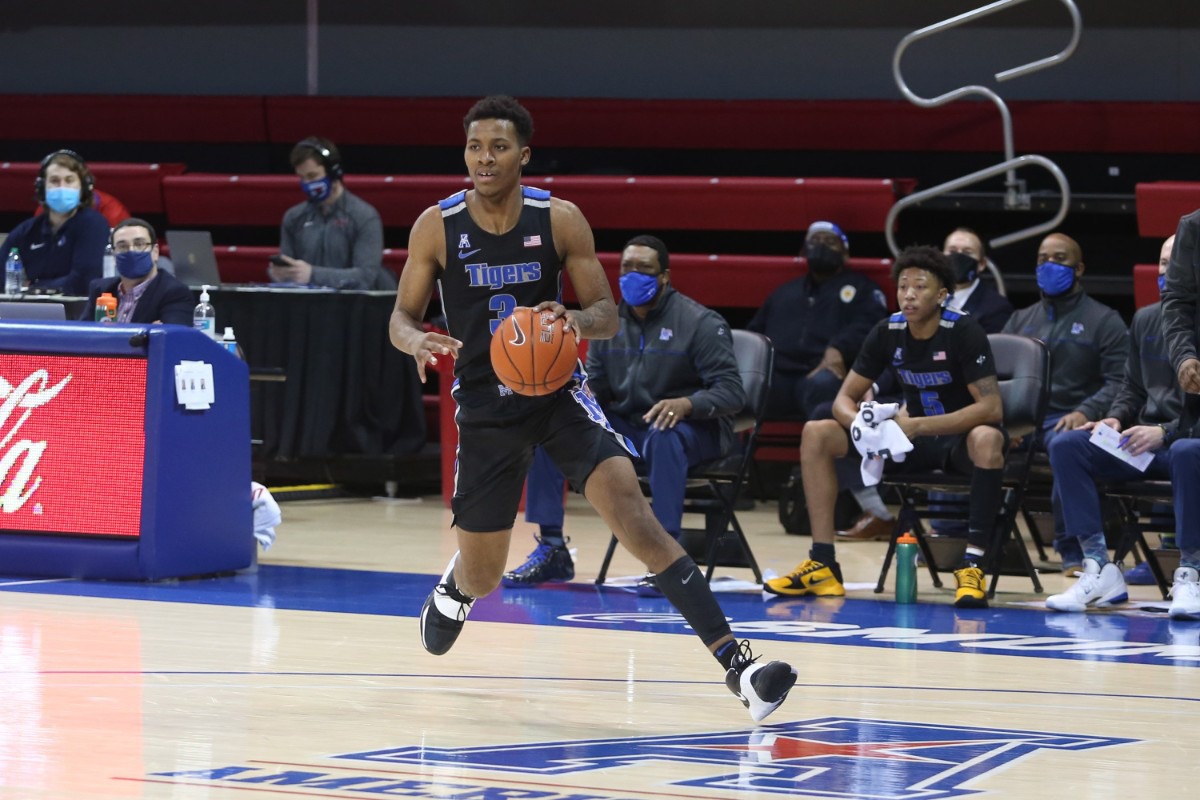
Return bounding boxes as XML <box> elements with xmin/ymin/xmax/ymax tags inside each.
<box><xmin>948</xmin><ymin>252</ymin><xmax>979</xmax><ymax>284</ymax></box>
<box><xmin>805</xmin><ymin>243</ymin><xmax>845</xmax><ymax>276</ymax></box>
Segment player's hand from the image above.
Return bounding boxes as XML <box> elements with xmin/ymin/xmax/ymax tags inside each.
<box><xmin>1119</xmin><ymin>424</ymin><xmax>1164</xmax><ymax>457</ymax></box>
<box><xmin>645</xmin><ymin>398</ymin><xmax>693</xmax><ymax>430</ymax></box>
<box><xmin>532</xmin><ymin>301</ymin><xmax>575</xmax><ymax>336</ymax></box>
<box><xmin>413</xmin><ymin>331</ymin><xmax>461</xmax><ymax>382</ymax></box>
<box><xmin>893</xmin><ymin>406</ymin><xmax>922</xmax><ymax>439</ymax></box>
<box><xmin>1053</xmin><ymin>411</ymin><xmax>1090</xmax><ymax>432</ymax></box>
<box><xmin>1179</xmin><ymin>358</ymin><xmax>1200</xmax><ymax>394</ymax></box>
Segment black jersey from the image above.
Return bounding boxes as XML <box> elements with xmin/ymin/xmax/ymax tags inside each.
<box><xmin>853</xmin><ymin>309</ymin><xmax>996</xmax><ymax>417</ymax></box>
<box><xmin>438</xmin><ymin>186</ymin><xmax>563</xmax><ymax>388</ymax></box>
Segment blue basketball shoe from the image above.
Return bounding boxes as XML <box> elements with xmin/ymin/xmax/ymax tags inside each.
<box><xmin>502</xmin><ymin>536</ymin><xmax>575</xmax><ymax>587</ymax></box>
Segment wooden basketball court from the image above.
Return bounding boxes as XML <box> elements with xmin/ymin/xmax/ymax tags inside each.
<box><xmin>1</xmin><ymin>494</ymin><xmax>1195</xmax><ymax>799</ymax></box>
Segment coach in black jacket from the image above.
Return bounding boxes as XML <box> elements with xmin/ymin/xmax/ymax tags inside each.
<box><xmin>79</xmin><ymin>218</ymin><xmax>194</xmax><ymax>326</ymax></box>
<box><xmin>1163</xmin><ymin>208</ymin><xmax>1200</xmax><ymax>401</ymax></box>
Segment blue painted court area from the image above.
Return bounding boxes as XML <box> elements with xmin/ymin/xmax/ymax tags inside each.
<box><xmin>1</xmin><ymin>565</ymin><xmax>1197</xmax><ymax>667</ymax></box>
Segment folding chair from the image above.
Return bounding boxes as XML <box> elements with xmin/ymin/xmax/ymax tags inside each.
<box><xmin>1105</xmin><ymin>480</ymin><xmax>1176</xmax><ymax>600</ymax></box>
<box><xmin>874</xmin><ymin>333</ymin><xmax>1051</xmax><ymax>597</ymax></box>
<box><xmin>595</xmin><ymin>330</ymin><xmax>774</xmax><ymax>585</ymax></box>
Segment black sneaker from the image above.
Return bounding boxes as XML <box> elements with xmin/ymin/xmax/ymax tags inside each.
<box><xmin>502</xmin><ymin>536</ymin><xmax>575</xmax><ymax>587</ymax></box>
<box><xmin>635</xmin><ymin>573</ymin><xmax>664</xmax><ymax>597</ymax></box>
<box><xmin>725</xmin><ymin>641</ymin><xmax>797</xmax><ymax>722</ymax></box>
<box><xmin>419</xmin><ymin>553</ymin><xmax>474</xmax><ymax>655</ymax></box>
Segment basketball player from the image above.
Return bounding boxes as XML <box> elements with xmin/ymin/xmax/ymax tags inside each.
<box><xmin>388</xmin><ymin>95</ymin><xmax>797</xmax><ymax>721</ymax></box>
<box><xmin>766</xmin><ymin>245</ymin><xmax>1007</xmax><ymax>608</ymax></box>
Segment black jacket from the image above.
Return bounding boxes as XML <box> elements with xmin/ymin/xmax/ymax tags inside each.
<box><xmin>80</xmin><ymin>270</ymin><xmax>195</xmax><ymax>326</ymax></box>
<box><xmin>1163</xmin><ymin>208</ymin><xmax>1200</xmax><ymax>377</ymax></box>
<box><xmin>1108</xmin><ymin>302</ymin><xmax>1184</xmax><ymax>438</ymax></box>
<box><xmin>954</xmin><ymin>279</ymin><xmax>1013</xmax><ymax>334</ymax></box>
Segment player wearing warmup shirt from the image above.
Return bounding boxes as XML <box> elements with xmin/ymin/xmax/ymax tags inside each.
<box><xmin>387</xmin><ymin>94</ymin><xmax>796</xmax><ymax>722</ymax></box>
<box><xmin>765</xmin><ymin>245</ymin><xmax>1007</xmax><ymax>608</ymax></box>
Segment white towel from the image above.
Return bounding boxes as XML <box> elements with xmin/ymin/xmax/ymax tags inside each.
<box><xmin>251</xmin><ymin>481</ymin><xmax>282</xmax><ymax>550</ymax></box>
<box><xmin>850</xmin><ymin>402</ymin><xmax>914</xmax><ymax>486</ymax></box>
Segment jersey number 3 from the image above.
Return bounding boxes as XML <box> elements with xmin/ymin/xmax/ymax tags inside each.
<box><xmin>488</xmin><ymin>294</ymin><xmax>517</xmax><ymax>334</ymax></box>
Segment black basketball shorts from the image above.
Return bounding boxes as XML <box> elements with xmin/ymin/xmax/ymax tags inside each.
<box><xmin>449</xmin><ymin>376</ymin><xmax>635</xmax><ymax>532</ymax></box>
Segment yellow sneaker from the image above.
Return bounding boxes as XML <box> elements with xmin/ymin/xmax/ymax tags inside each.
<box><xmin>953</xmin><ymin>566</ymin><xmax>988</xmax><ymax>608</ymax></box>
<box><xmin>764</xmin><ymin>559</ymin><xmax>845</xmax><ymax>598</ymax></box>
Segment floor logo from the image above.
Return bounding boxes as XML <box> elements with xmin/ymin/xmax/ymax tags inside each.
<box><xmin>333</xmin><ymin>716</ymin><xmax>1136</xmax><ymax>799</ymax></box>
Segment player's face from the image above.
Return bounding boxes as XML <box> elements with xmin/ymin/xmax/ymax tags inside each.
<box><xmin>465</xmin><ymin>119</ymin><xmax>530</xmax><ymax>197</ymax></box>
<box><xmin>1160</xmin><ymin>235</ymin><xmax>1175</xmax><ymax>276</ymax></box>
<box><xmin>896</xmin><ymin>267</ymin><xmax>948</xmax><ymax>324</ymax></box>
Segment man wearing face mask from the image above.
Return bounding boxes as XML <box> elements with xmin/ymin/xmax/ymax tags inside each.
<box><xmin>747</xmin><ymin>221</ymin><xmax>889</xmax><ymax>421</ymax></box>
<box><xmin>503</xmin><ymin>235</ymin><xmax>745</xmax><ymax>589</ymax></box>
<box><xmin>1</xmin><ymin>149</ymin><xmax>108</xmax><ymax>296</ymax></box>
<box><xmin>1002</xmin><ymin>232</ymin><xmax>1129</xmax><ymax>572</ymax></box>
<box><xmin>80</xmin><ymin>218</ymin><xmax>194</xmax><ymax>325</ymax></box>
<box><xmin>943</xmin><ymin>227</ymin><xmax>1013</xmax><ymax>333</ymax></box>
<box><xmin>270</xmin><ymin>136</ymin><xmax>396</xmax><ymax>290</ymax></box>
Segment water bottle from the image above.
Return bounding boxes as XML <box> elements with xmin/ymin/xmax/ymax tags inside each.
<box><xmin>895</xmin><ymin>531</ymin><xmax>918</xmax><ymax>604</ymax></box>
<box><xmin>5</xmin><ymin>248</ymin><xmax>23</xmax><ymax>295</ymax></box>
<box><xmin>193</xmin><ymin>284</ymin><xmax>216</xmax><ymax>340</ymax></box>
<box><xmin>222</xmin><ymin>326</ymin><xmax>242</xmax><ymax>359</ymax></box>
<box><xmin>95</xmin><ymin>292</ymin><xmax>117</xmax><ymax>323</ymax></box>
<box><xmin>102</xmin><ymin>241</ymin><xmax>116</xmax><ymax>279</ymax></box>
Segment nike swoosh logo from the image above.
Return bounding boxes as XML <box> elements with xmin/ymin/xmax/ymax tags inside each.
<box><xmin>682</xmin><ymin>571</ymin><xmax>695</xmax><ymax>584</ymax></box>
<box><xmin>808</xmin><ymin>575</ymin><xmax>830</xmax><ymax>583</ymax></box>
<box><xmin>508</xmin><ymin>316</ymin><xmax>526</xmax><ymax>346</ymax></box>
<box><xmin>29</xmin><ymin>243</ymin><xmax>46</xmax><ymax>250</ymax></box>
<box><xmin>458</xmin><ymin>248</ymin><xmax>481</xmax><ymax>259</ymax></box>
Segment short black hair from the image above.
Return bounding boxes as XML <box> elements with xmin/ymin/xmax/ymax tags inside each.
<box><xmin>463</xmin><ymin>95</ymin><xmax>535</xmax><ymax>146</ymax></box>
<box><xmin>950</xmin><ymin>226</ymin><xmax>987</xmax><ymax>261</ymax></box>
<box><xmin>290</xmin><ymin>136</ymin><xmax>341</xmax><ymax>173</ymax></box>
<box><xmin>624</xmin><ymin>234</ymin><xmax>669</xmax><ymax>272</ymax></box>
<box><xmin>111</xmin><ymin>217</ymin><xmax>157</xmax><ymax>247</ymax></box>
<box><xmin>892</xmin><ymin>245</ymin><xmax>955</xmax><ymax>291</ymax></box>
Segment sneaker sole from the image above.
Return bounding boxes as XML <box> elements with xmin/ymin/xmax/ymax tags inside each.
<box><xmin>763</xmin><ymin>582</ymin><xmax>846</xmax><ymax>598</ymax></box>
<box><xmin>733</xmin><ymin>662</ymin><xmax>799</xmax><ymax>723</ymax></box>
<box><xmin>501</xmin><ymin>575</ymin><xmax>573</xmax><ymax>588</ymax></box>
<box><xmin>954</xmin><ymin>595</ymin><xmax>988</xmax><ymax>609</ymax></box>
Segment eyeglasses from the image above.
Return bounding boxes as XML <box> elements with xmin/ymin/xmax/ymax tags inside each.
<box><xmin>113</xmin><ymin>239</ymin><xmax>153</xmax><ymax>254</ymax></box>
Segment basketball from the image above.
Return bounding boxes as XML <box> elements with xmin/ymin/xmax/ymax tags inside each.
<box><xmin>490</xmin><ymin>307</ymin><xmax>579</xmax><ymax>396</ymax></box>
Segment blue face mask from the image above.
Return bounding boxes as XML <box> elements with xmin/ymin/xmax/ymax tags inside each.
<box><xmin>618</xmin><ymin>271</ymin><xmax>660</xmax><ymax>306</ymax></box>
<box><xmin>44</xmin><ymin>186</ymin><xmax>81</xmax><ymax>214</ymax></box>
<box><xmin>1036</xmin><ymin>260</ymin><xmax>1076</xmax><ymax>297</ymax></box>
<box><xmin>1159</xmin><ymin>275</ymin><xmax>1168</xmax><ymax>295</ymax></box>
<box><xmin>301</xmin><ymin>175</ymin><xmax>333</xmax><ymax>203</ymax></box>
<box><xmin>115</xmin><ymin>250</ymin><xmax>154</xmax><ymax>279</ymax></box>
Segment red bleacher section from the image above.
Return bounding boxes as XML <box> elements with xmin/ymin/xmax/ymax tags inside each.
<box><xmin>3</xmin><ymin>95</ymin><xmax>1199</xmax><ymax>155</ymax></box>
<box><xmin>1135</xmin><ymin>182</ymin><xmax>1200</xmax><ymax>237</ymax></box>
<box><xmin>0</xmin><ymin>162</ymin><xmax>186</xmax><ymax>214</ymax></box>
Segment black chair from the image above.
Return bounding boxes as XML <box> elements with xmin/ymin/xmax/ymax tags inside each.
<box><xmin>595</xmin><ymin>330</ymin><xmax>774</xmax><ymax>585</ymax></box>
<box><xmin>1105</xmin><ymin>480</ymin><xmax>1176</xmax><ymax>599</ymax></box>
<box><xmin>874</xmin><ymin>333</ymin><xmax>1051</xmax><ymax>597</ymax></box>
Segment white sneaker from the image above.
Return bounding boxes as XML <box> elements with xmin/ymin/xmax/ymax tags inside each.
<box><xmin>1168</xmin><ymin>567</ymin><xmax>1200</xmax><ymax>621</ymax></box>
<box><xmin>1045</xmin><ymin>558</ymin><xmax>1128</xmax><ymax>612</ymax></box>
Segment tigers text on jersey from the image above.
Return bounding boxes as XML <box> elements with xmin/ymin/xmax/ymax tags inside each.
<box><xmin>853</xmin><ymin>308</ymin><xmax>995</xmax><ymax>417</ymax></box>
<box><xmin>437</xmin><ymin>186</ymin><xmax>563</xmax><ymax>388</ymax></box>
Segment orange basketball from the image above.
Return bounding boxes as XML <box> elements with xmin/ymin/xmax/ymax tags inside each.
<box><xmin>490</xmin><ymin>307</ymin><xmax>579</xmax><ymax>396</ymax></box>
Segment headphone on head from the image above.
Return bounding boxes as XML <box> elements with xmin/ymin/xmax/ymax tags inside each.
<box><xmin>296</xmin><ymin>138</ymin><xmax>343</xmax><ymax>181</ymax></box>
<box><xmin>35</xmin><ymin>149</ymin><xmax>94</xmax><ymax>202</ymax></box>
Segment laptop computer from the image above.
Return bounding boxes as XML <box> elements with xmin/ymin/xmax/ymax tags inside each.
<box><xmin>165</xmin><ymin>230</ymin><xmax>222</xmax><ymax>288</ymax></box>
<box><xmin>0</xmin><ymin>301</ymin><xmax>67</xmax><ymax>320</ymax></box>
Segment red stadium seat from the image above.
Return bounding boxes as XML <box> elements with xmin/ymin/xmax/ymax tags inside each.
<box><xmin>0</xmin><ymin>161</ymin><xmax>186</xmax><ymax>215</ymax></box>
<box><xmin>1136</xmin><ymin>182</ymin><xmax>1200</xmax><ymax>238</ymax></box>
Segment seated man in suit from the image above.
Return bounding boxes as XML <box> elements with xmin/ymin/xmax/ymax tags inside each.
<box><xmin>80</xmin><ymin>218</ymin><xmax>194</xmax><ymax>325</ymax></box>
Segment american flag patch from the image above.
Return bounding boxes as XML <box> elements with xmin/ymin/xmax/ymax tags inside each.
<box><xmin>933</xmin><ymin>351</ymin><xmax>947</xmax><ymax>361</ymax></box>
<box><xmin>524</xmin><ymin>234</ymin><xmax>542</xmax><ymax>247</ymax></box>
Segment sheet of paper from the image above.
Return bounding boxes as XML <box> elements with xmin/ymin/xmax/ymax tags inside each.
<box><xmin>174</xmin><ymin>360</ymin><xmax>215</xmax><ymax>410</ymax></box>
<box><xmin>1088</xmin><ymin>421</ymin><xmax>1153</xmax><ymax>472</ymax></box>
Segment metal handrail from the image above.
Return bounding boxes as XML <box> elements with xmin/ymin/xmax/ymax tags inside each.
<box><xmin>890</xmin><ymin>0</ymin><xmax>1080</xmax><ymax>221</ymax></box>
<box><xmin>885</xmin><ymin>155</ymin><xmax>1071</xmax><ymax>257</ymax></box>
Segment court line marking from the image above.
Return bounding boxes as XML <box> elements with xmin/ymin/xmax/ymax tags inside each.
<box><xmin>0</xmin><ymin>578</ymin><xmax>71</xmax><ymax>587</ymax></box>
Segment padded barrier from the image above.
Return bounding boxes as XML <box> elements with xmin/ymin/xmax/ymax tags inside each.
<box><xmin>163</xmin><ymin>174</ymin><xmax>912</xmax><ymax>231</ymax></box>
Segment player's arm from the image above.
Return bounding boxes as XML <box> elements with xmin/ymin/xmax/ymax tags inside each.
<box><xmin>832</xmin><ymin>370</ymin><xmax>877</xmax><ymax>429</ymax></box>
<box><xmin>389</xmin><ymin>205</ymin><xmax>462</xmax><ymax>382</ymax></box>
<box><xmin>536</xmin><ymin>198</ymin><xmax>618</xmax><ymax>340</ymax></box>
<box><xmin>899</xmin><ymin>375</ymin><xmax>1002</xmax><ymax>438</ymax></box>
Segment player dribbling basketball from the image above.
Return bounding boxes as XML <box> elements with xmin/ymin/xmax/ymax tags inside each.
<box><xmin>387</xmin><ymin>95</ymin><xmax>798</xmax><ymax>722</ymax></box>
